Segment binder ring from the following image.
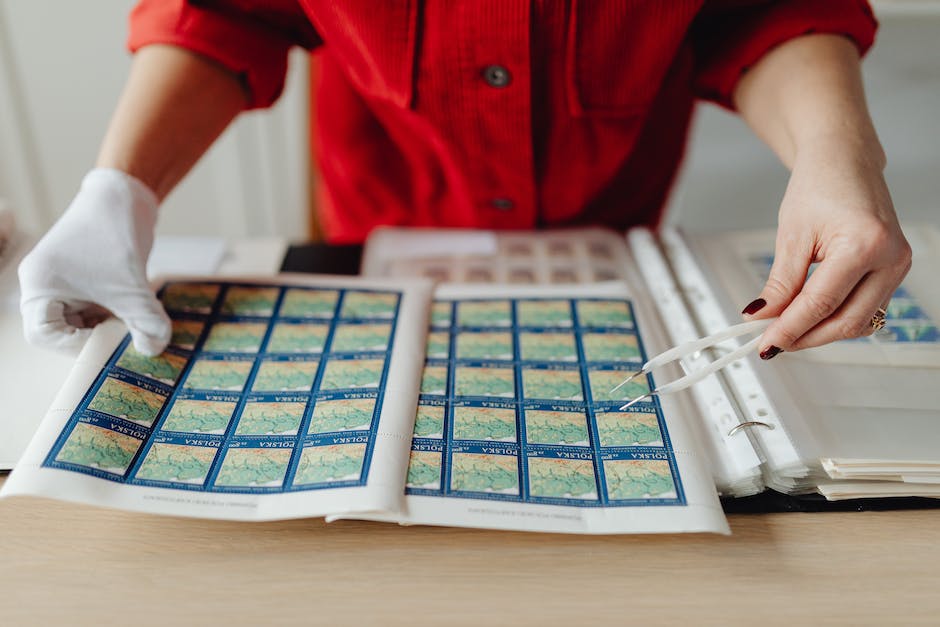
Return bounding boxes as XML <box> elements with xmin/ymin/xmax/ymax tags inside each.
<box><xmin>727</xmin><ymin>421</ymin><xmax>775</xmax><ymax>437</ymax></box>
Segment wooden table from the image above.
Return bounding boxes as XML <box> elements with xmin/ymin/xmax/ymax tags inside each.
<box><xmin>1</xmin><ymin>478</ymin><xmax>937</xmax><ymax>626</ymax></box>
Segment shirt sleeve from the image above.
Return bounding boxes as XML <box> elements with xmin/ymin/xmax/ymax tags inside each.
<box><xmin>692</xmin><ymin>0</ymin><xmax>878</xmax><ymax>110</ymax></box>
<box><xmin>128</xmin><ymin>0</ymin><xmax>322</xmax><ymax>109</ymax></box>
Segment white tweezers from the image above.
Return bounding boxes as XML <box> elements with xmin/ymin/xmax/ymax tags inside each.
<box><xmin>611</xmin><ymin>318</ymin><xmax>776</xmax><ymax>410</ymax></box>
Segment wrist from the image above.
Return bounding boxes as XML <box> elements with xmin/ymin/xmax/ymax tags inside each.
<box><xmin>792</xmin><ymin>130</ymin><xmax>887</xmax><ymax>174</ymax></box>
<box><xmin>71</xmin><ymin>169</ymin><xmax>161</xmax><ymax>257</ymax></box>
<box><xmin>81</xmin><ymin>168</ymin><xmax>160</xmax><ymax>221</ymax></box>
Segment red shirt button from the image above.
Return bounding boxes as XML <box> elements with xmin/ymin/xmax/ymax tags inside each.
<box><xmin>482</xmin><ymin>65</ymin><xmax>512</xmax><ymax>88</ymax></box>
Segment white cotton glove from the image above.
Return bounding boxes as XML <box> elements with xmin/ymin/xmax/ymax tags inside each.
<box><xmin>18</xmin><ymin>168</ymin><xmax>171</xmax><ymax>356</ymax></box>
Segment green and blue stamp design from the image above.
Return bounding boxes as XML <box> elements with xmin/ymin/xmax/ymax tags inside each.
<box><xmin>406</xmin><ymin>297</ymin><xmax>682</xmax><ymax>508</ymax></box>
<box><xmin>44</xmin><ymin>281</ymin><xmax>401</xmax><ymax>494</ymax></box>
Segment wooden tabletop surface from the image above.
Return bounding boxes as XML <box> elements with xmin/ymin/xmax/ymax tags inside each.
<box><xmin>1</xmin><ymin>478</ymin><xmax>938</xmax><ymax>626</ymax></box>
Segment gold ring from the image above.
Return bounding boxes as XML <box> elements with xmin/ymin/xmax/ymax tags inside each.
<box><xmin>870</xmin><ymin>306</ymin><xmax>888</xmax><ymax>332</ymax></box>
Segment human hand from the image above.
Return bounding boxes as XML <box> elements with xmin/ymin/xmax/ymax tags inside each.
<box><xmin>18</xmin><ymin>169</ymin><xmax>171</xmax><ymax>355</ymax></box>
<box><xmin>741</xmin><ymin>140</ymin><xmax>912</xmax><ymax>358</ymax></box>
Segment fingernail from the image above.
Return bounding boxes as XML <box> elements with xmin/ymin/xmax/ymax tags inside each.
<box><xmin>760</xmin><ymin>345</ymin><xmax>783</xmax><ymax>360</ymax></box>
<box><xmin>742</xmin><ymin>298</ymin><xmax>767</xmax><ymax>316</ymax></box>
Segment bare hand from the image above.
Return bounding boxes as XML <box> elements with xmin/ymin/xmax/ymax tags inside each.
<box><xmin>742</xmin><ymin>140</ymin><xmax>911</xmax><ymax>358</ymax></box>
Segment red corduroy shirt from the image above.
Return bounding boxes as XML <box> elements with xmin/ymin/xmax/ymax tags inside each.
<box><xmin>129</xmin><ymin>1</ymin><xmax>877</xmax><ymax>243</ymax></box>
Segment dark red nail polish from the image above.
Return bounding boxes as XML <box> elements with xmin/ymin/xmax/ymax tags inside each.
<box><xmin>760</xmin><ymin>346</ymin><xmax>783</xmax><ymax>360</ymax></box>
<box><xmin>742</xmin><ymin>298</ymin><xmax>767</xmax><ymax>316</ymax></box>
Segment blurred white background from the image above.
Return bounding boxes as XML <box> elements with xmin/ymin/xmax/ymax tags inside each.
<box><xmin>669</xmin><ymin>1</ymin><xmax>940</xmax><ymax>231</ymax></box>
<box><xmin>0</xmin><ymin>1</ymin><xmax>938</xmax><ymax>242</ymax></box>
<box><xmin>0</xmin><ymin>2</ymin><xmax>310</xmax><ymax>240</ymax></box>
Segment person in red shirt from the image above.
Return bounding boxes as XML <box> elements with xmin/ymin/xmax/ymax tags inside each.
<box><xmin>19</xmin><ymin>1</ymin><xmax>911</xmax><ymax>361</ymax></box>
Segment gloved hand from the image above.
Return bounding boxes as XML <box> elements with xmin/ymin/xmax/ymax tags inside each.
<box><xmin>18</xmin><ymin>168</ymin><xmax>171</xmax><ymax>356</ymax></box>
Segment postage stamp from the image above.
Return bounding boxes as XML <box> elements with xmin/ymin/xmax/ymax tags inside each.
<box><xmin>452</xmin><ymin>405</ymin><xmax>517</xmax><ymax>442</ymax></box>
<box><xmin>413</xmin><ymin>403</ymin><xmax>446</xmax><ymax>438</ymax></box>
<box><xmin>523</xmin><ymin>408</ymin><xmax>590</xmax><ymax>446</ymax></box>
<box><xmin>214</xmin><ymin>447</ymin><xmax>293</xmax><ymax>487</ymax></box>
<box><xmin>220</xmin><ymin>286</ymin><xmax>280</xmax><ymax>317</ymax></box>
<box><xmin>587</xmin><ymin>368</ymin><xmax>650</xmax><ymax>403</ymax></box>
<box><xmin>339</xmin><ymin>291</ymin><xmax>399</xmax><ymax>319</ymax></box>
<box><xmin>162</xmin><ymin>399</ymin><xmax>237</xmax><ymax>434</ymax></box>
<box><xmin>508</xmin><ymin>268</ymin><xmax>536</xmax><ymax>284</ymax></box>
<box><xmin>135</xmin><ymin>442</ymin><xmax>217</xmax><ymax>484</ymax></box>
<box><xmin>467</xmin><ymin>266</ymin><xmax>495</xmax><ymax>282</ymax></box>
<box><xmin>502</xmin><ymin>240</ymin><xmax>533</xmax><ymax>257</ymax></box>
<box><xmin>454</xmin><ymin>366</ymin><xmax>515</xmax><ymax>398</ymax></box>
<box><xmin>235</xmin><ymin>401</ymin><xmax>307</xmax><ymax>436</ymax></box>
<box><xmin>518</xmin><ymin>332</ymin><xmax>577</xmax><ymax>362</ymax></box>
<box><xmin>425</xmin><ymin>331</ymin><xmax>451</xmax><ymax>359</ymax></box>
<box><xmin>55</xmin><ymin>422</ymin><xmax>142</xmax><ymax>475</ymax></box>
<box><xmin>430</xmin><ymin>301</ymin><xmax>453</xmax><ymax>327</ymax></box>
<box><xmin>546</xmin><ymin>239</ymin><xmax>574</xmax><ymax>257</ymax></box>
<box><xmin>406</xmin><ymin>450</ymin><xmax>442</xmax><ymax>489</ymax></box>
<box><xmin>88</xmin><ymin>377</ymin><xmax>166</xmax><ymax>427</ymax></box>
<box><xmin>521</xmin><ymin>367</ymin><xmax>583</xmax><ymax>401</ymax></box>
<box><xmin>576</xmin><ymin>300</ymin><xmax>634</xmax><ymax>328</ymax></box>
<box><xmin>183</xmin><ymin>359</ymin><xmax>253</xmax><ymax>392</ymax></box>
<box><xmin>450</xmin><ymin>452</ymin><xmax>519</xmax><ymax>495</ymax></box>
<box><xmin>581</xmin><ymin>332</ymin><xmax>641</xmax><ymax>363</ymax></box>
<box><xmin>587</xmin><ymin>240</ymin><xmax>613</xmax><ymax>260</ymax></box>
<box><xmin>319</xmin><ymin>358</ymin><xmax>385</xmax><ymax>390</ymax></box>
<box><xmin>456</xmin><ymin>331</ymin><xmax>514</xmax><ymax>360</ymax></box>
<box><xmin>202</xmin><ymin>322</ymin><xmax>268</xmax><ymax>353</ymax></box>
<box><xmin>549</xmin><ymin>267</ymin><xmax>579</xmax><ymax>284</ymax></box>
<box><xmin>169</xmin><ymin>319</ymin><xmax>205</xmax><ymax>351</ymax></box>
<box><xmin>252</xmin><ymin>360</ymin><xmax>320</xmax><ymax>392</ymax></box>
<box><xmin>419</xmin><ymin>364</ymin><xmax>449</xmax><ymax>396</ymax></box>
<box><xmin>279</xmin><ymin>288</ymin><xmax>339</xmax><ymax>318</ymax></box>
<box><xmin>330</xmin><ymin>323</ymin><xmax>392</xmax><ymax>353</ymax></box>
<box><xmin>307</xmin><ymin>398</ymin><xmax>376</xmax><ymax>434</ymax></box>
<box><xmin>527</xmin><ymin>457</ymin><xmax>598</xmax><ymax>500</ymax></box>
<box><xmin>115</xmin><ymin>345</ymin><xmax>188</xmax><ymax>386</ymax></box>
<box><xmin>603</xmin><ymin>459</ymin><xmax>676</xmax><ymax>500</ymax></box>
<box><xmin>456</xmin><ymin>301</ymin><xmax>512</xmax><ymax>327</ymax></box>
<box><xmin>161</xmin><ymin>282</ymin><xmax>220</xmax><ymax>314</ymax></box>
<box><xmin>516</xmin><ymin>300</ymin><xmax>572</xmax><ymax>328</ymax></box>
<box><xmin>595</xmin><ymin>409</ymin><xmax>663</xmax><ymax>447</ymax></box>
<box><xmin>293</xmin><ymin>443</ymin><xmax>367</xmax><ymax>485</ymax></box>
<box><xmin>266</xmin><ymin>322</ymin><xmax>329</xmax><ymax>353</ymax></box>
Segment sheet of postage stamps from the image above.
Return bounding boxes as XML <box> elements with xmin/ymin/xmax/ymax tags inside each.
<box><xmin>403</xmin><ymin>296</ymin><xmax>684</xmax><ymax>509</ymax></box>
<box><xmin>38</xmin><ymin>280</ymin><xmax>405</xmax><ymax>495</ymax></box>
<box><xmin>6</xmin><ymin>272</ymin><xmax>727</xmax><ymax>531</ymax></box>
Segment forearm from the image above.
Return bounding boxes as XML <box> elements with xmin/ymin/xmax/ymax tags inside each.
<box><xmin>733</xmin><ymin>34</ymin><xmax>885</xmax><ymax>173</ymax></box>
<box><xmin>733</xmin><ymin>33</ymin><xmax>911</xmax><ymax>356</ymax></box>
<box><xmin>96</xmin><ymin>44</ymin><xmax>248</xmax><ymax>200</ymax></box>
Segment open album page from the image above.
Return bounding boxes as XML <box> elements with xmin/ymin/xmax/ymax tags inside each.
<box><xmin>350</xmin><ymin>282</ymin><xmax>729</xmax><ymax>534</ymax></box>
<box><xmin>1</xmin><ymin>275</ymin><xmax>432</xmax><ymax>521</ymax></box>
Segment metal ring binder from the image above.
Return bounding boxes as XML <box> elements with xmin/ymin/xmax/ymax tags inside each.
<box><xmin>727</xmin><ymin>421</ymin><xmax>775</xmax><ymax>437</ymax></box>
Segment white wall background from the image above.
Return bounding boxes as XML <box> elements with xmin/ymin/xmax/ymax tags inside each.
<box><xmin>667</xmin><ymin>2</ymin><xmax>940</xmax><ymax>231</ymax></box>
<box><xmin>0</xmin><ymin>2</ymin><xmax>938</xmax><ymax>241</ymax></box>
<box><xmin>0</xmin><ymin>1</ymin><xmax>310</xmax><ymax>240</ymax></box>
